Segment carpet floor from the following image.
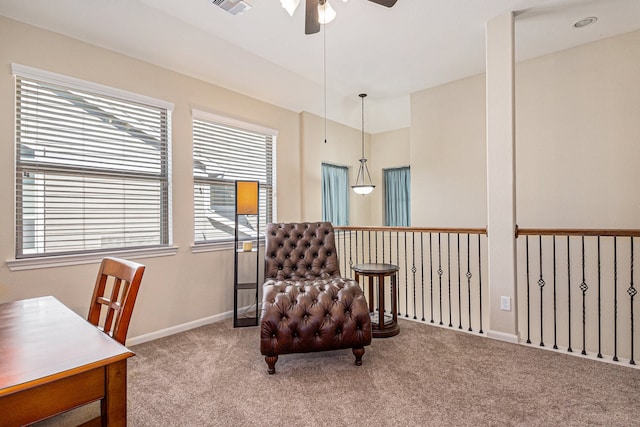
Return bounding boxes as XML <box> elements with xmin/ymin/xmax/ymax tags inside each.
<box><xmin>35</xmin><ymin>318</ymin><xmax>640</xmax><ymax>426</ymax></box>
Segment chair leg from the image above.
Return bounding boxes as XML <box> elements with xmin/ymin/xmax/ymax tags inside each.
<box><xmin>265</xmin><ymin>355</ymin><xmax>278</xmax><ymax>374</ymax></box>
<box><xmin>352</xmin><ymin>347</ymin><xmax>365</xmax><ymax>366</ymax></box>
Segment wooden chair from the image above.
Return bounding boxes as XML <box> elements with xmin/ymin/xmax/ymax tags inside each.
<box><xmin>88</xmin><ymin>257</ymin><xmax>145</xmax><ymax>345</ymax></box>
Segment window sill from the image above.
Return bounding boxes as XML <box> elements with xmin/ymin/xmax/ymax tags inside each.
<box><xmin>6</xmin><ymin>246</ymin><xmax>179</xmax><ymax>271</ymax></box>
<box><xmin>191</xmin><ymin>239</ymin><xmax>264</xmax><ymax>254</ymax></box>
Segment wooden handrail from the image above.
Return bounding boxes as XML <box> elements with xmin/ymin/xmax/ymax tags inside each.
<box><xmin>515</xmin><ymin>226</ymin><xmax>640</xmax><ymax>238</ymax></box>
<box><xmin>334</xmin><ymin>225</ymin><xmax>487</xmax><ymax>235</ymax></box>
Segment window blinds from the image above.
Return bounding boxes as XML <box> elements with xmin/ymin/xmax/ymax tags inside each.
<box><xmin>15</xmin><ymin>75</ymin><xmax>171</xmax><ymax>258</ymax></box>
<box><xmin>193</xmin><ymin>118</ymin><xmax>274</xmax><ymax>243</ymax></box>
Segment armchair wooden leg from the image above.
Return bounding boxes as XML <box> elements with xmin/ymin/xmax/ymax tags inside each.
<box><xmin>352</xmin><ymin>347</ymin><xmax>365</xmax><ymax>366</ymax></box>
<box><xmin>265</xmin><ymin>355</ymin><xmax>278</xmax><ymax>374</ymax></box>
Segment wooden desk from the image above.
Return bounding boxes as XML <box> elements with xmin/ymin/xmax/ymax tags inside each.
<box><xmin>352</xmin><ymin>263</ymin><xmax>400</xmax><ymax>338</ymax></box>
<box><xmin>0</xmin><ymin>296</ymin><xmax>134</xmax><ymax>426</ymax></box>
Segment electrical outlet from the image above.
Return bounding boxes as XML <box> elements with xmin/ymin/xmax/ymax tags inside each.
<box><xmin>500</xmin><ymin>296</ymin><xmax>511</xmax><ymax>311</ymax></box>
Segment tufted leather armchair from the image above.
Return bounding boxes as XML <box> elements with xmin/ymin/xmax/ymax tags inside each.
<box><xmin>260</xmin><ymin>222</ymin><xmax>372</xmax><ymax>374</ymax></box>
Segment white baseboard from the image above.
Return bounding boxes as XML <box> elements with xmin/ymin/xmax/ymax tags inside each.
<box><xmin>126</xmin><ymin>309</ymin><xmax>235</xmax><ymax>346</ymax></box>
<box><xmin>487</xmin><ymin>329</ymin><xmax>519</xmax><ymax>344</ymax></box>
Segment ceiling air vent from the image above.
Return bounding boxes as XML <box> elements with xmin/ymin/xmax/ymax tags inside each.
<box><xmin>210</xmin><ymin>0</ymin><xmax>252</xmax><ymax>15</ymax></box>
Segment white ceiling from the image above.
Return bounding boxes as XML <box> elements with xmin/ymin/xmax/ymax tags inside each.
<box><xmin>1</xmin><ymin>0</ymin><xmax>639</xmax><ymax>133</ymax></box>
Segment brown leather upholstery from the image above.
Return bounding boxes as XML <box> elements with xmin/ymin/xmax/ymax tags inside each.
<box><xmin>260</xmin><ymin>222</ymin><xmax>372</xmax><ymax>374</ymax></box>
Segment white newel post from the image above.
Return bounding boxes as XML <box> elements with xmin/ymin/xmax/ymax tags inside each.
<box><xmin>486</xmin><ymin>12</ymin><xmax>519</xmax><ymax>343</ymax></box>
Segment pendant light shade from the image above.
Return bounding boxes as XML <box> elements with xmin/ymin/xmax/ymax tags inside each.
<box><xmin>318</xmin><ymin>0</ymin><xmax>337</xmax><ymax>24</ymax></box>
<box><xmin>351</xmin><ymin>93</ymin><xmax>375</xmax><ymax>195</ymax></box>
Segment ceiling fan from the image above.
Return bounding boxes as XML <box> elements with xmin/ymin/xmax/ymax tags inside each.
<box><xmin>281</xmin><ymin>0</ymin><xmax>398</xmax><ymax>35</ymax></box>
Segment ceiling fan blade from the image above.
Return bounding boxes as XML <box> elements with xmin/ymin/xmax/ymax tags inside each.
<box><xmin>368</xmin><ymin>0</ymin><xmax>398</xmax><ymax>7</ymax></box>
<box><xmin>305</xmin><ymin>0</ymin><xmax>320</xmax><ymax>35</ymax></box>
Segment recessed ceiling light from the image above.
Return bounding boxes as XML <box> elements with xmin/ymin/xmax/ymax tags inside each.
<box><xmin>574</xmin><ymin>17</ymin><xmax>597</xmax><ymax>28</ymax></box>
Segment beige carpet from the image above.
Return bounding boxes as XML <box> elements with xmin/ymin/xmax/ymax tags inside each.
<box><xmin>36</xmin><ymin>319</ymin><xmax>640</xmax><ymax>426</ymax></box>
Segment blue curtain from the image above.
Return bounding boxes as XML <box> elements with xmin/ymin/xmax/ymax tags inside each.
<box><xmin>384</xmin><ymin>167</ymin><xmax>410</xmax><ymax>226</ymax></box>
<box><xmin>322</xmin><ymin>163</ymin><xmax>349</xmax><ymax>226</ymax></box>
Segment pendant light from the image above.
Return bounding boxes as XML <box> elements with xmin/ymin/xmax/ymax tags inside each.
<box><xmin>351</xmin><ymin>93</ymin><xmax>375</xmax><ymax>195</ymax></box>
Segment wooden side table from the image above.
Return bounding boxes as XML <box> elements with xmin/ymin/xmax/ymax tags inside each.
<box><xmin>352</xmin><ymin>263</ymin><xmax>400</xmax><ymax>338</ymax></box>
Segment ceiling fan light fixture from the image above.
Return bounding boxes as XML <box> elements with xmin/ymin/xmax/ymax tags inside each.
<box><xmin>280</xmin><ymin>0</ymin><xmax>300</xmax><ymax>16</ymax></box>
<box><xmin>318</xmin><ymin>0</ymin><xmax>337</xmax><ymax>24</ymax></box>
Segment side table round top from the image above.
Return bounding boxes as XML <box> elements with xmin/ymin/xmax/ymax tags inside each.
<box><xmin>352</xmin><ymin>263</ymin><xmax>399</xmax><ymax>275</ymax></box>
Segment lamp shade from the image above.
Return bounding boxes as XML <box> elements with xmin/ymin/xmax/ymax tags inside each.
<box><xmin>236</xmin><ymin>181</ymin><xmax>259</xmax><ymax>215</ymax></box>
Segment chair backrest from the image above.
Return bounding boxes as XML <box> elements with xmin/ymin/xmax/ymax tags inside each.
<box><xmin>87</xmin><ymin>257</ymin><xmax>145</xmax><ymax>345</ymax></box>
<box><xmin>264</xmin><ymin>222</ymin><xmax>341</xmax><ymax>281</ymax></box>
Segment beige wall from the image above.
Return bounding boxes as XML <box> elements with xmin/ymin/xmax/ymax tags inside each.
<box><xmin>410</xmin><ymin>74</ymin><xmax>488</xmax><ymax>228</ymax></box>
<box><xmin>370</xmin><ymin>128</ymin><xmax>411</xmax><ymax>225</ymax></box>
<box><xmin>0</xmin><ymin>17</ymin><xmax>302</xmax><ymax>338</ymax></box>
<box><xmin>516</xmin><ymin>30</ymin><xmax>640</xmax><ymax>228</ymax></box>
<box><xmin>409</xmin><ymin>29</ymin><xmax>640</xmax><ymax>230</ymax></box>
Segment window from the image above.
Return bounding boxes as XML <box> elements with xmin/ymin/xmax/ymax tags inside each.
<box><xmin>321</xmin><ymin>163</ymin><xmax>349</xmax><ymax>226</ymax></box>
<box><xmin>193</xmin><ymin>111</ymin><xmax>276</xmax><ymax>244</ymax></box>
<box><xmin>384</xmin><ymin>166</ymin><xmax>411</xmax><ymax>226</ymax></box>
<box><xmin>13</xmin><ymin>65</ymin><xmax>173</xmax><ymax>259</ymax></box>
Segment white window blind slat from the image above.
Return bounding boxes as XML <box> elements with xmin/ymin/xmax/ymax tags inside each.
<box><xmin>193</xmin><ymin>118</ymin><xmax>275</xmax><ymax>244</ymax></box>
<box><xmin>15</xmin><ymin>74</ymin><xmax>171</xmax><ymax>258</ymax></box>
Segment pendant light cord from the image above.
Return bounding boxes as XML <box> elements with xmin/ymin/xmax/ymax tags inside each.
<box><xmin>361</xmin><ymin>94</ymin><xmax>364</xmax><ymax>157</ymax></box>
<box><xmin>323</xmin><ymin>23</ymin><xmax>327</xmax><ymax>144</ymax></box>
<box><xmin>359</xmin><ymin>93</ymin><xmax>367</xmax><ymax>158</ymax></box>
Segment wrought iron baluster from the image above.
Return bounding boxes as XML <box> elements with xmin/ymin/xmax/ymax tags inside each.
<box><xmin>567</xmin><ymin>235</ymin><xmax>572</xmax><ymax>353</ymax></box>
<box><xmin>597</xmin><ymin>236</ymin><xmax>602</xmax><ymax>358</ymax></box>
<box><xmin>447</xmin><ymin>233</ymin><xmax>452</xmax><ymax>328</ymax></box>
<box><xmin>396</xmin><ymin>231</ymin><xmax>401</xmax><ymax>316</ymax></box>
<box><xmin>421</xmin><ymin>232</ymin><xmax>426</xmax><ymax>322</ymax></box>
<box><xmin>368</xmin><ymin>230</ymin><xmax>371</xmax><ymax>263</ymax></box>
<box><xmin>580</xmin><ymin>236</ymin><xmax>588</xmax><ymax>356</ymax></box>
<box><xmin>526</xmin><ymin>235</ymin><xmax>531</xmax><ymax>344</ymax></box>
<box><xmin>404</xmin><ymin>232</ymin><xmax>409</xmax><ymax>318</ymax></box>
<box><xmin>457</xmin><ymin>233</ymin><xmax>462</xmax><ymax>329</ymax></box>
<box><xmin>355</xmin><ymin>230</ymin><xmax>359</xmax><ymax>266</ymax></box>
<box><xmin>438</xmin><ymin>233</ymin><xmax>443</xmax><ymax>325</ymax></box>
<box><xmin>412</xmin><ymin>232</ymin><xmax>417</xmax><ymax>320</ymax></box>
<box><xmin>478</xmin><ymin>234</ymin><xmax>484</xmax><ymax>334</ymax></box>
<box><xmin>538</xmin><ymin>235</ymin><xmax>545</xmax><ymax>347</ymax></box>
<box><xmin>552</xmin><ymin>236</ymin><xmax>558</xmax><ymax>349</ymax></box>
<box><xmin>629</xmin><ymin>237</ymin><xmax>636</xmax><ymax>365</ymax></box>
<box><xmin>375</xmin><ymin>230</ymin><xmax>378</xmax><ymax>263</ymax></box>
<box><xmin>382</xmin><ymin>230</ymin><xmax>386</xmax><ymax>264</ymax></box>
<box><xmin>430</xmin><ymin>233</ymin><xmax>434</xmax><ymax>323</ymax></box>
<box><xmin>466</xmin><ymin>233</ymin><xmax>473</xmax><ymax>332</ymax></box>
<box><xmin>349</xmin><ymin>230</ymin><xmax>353</xmax><ymax>271</ymax></box>
<box><xmin>361</xmin><ymin>230</ymin><xmax>365</xmax><ymax>266</ymax></box>
<box><xmin>613</xmin><ymin>236</ymin><xmax>618</xmax><ymax>362</ymax></box>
